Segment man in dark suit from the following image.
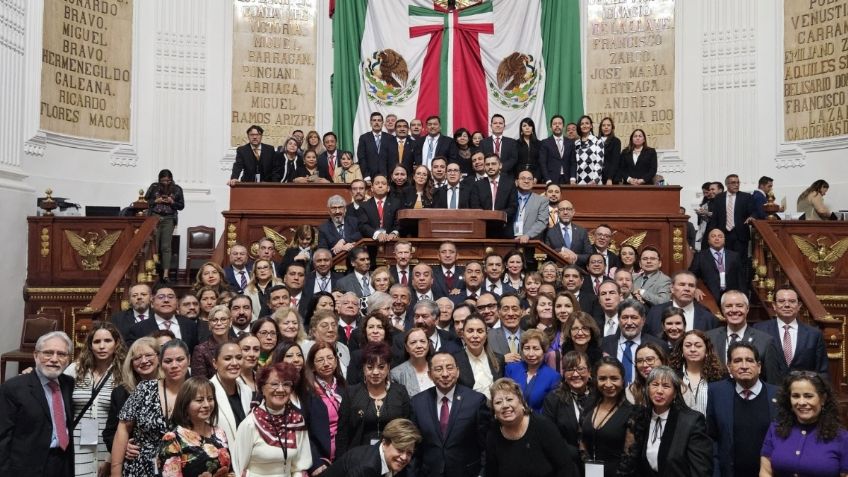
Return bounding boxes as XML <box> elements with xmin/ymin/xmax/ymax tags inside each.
<box><xmin>127</xmin><ymin>285</ymin><xmax>199</xmax><ymax>352</ymax></box>
<box><xmin>410</xmin><ymin>352</ymin><xmax>491</xmax><ymax>477</ymax></box>
<box><xmin>229</xmin><ymin>124</ymin><xmax>281</xmax><ymax>184</ymax></box>
<box><xmin>706</xmin><ymin>342</ymin><xmax>778</xmax><ymax>477</ymax></box>
<box><xmin>389</xmin><ymin>241</ymin><xmax>414</xmax><ymax>286</ymax></box>
<box><xmin>111</xmin><ymin>283</ymin><xmax>151</xmax><ymax>340</ymax></box>
<box><xmin>751</xmin><ymin>175</ymin><xmax>774</xmax><ymax>220</ymax></box>
<box><xmin>601</xmin><ymin>300</ymin><xmax>664</xmax><ymax>385</ymax></box>
<box><xmin>645</xmin><ymin>271</ymin><xmax>721</xmax><ymax>337</ymax></box>
<box><xmin>707</xmin><ymin>174</ymin><xmax>756</xmax><ymax>254</ymax></box>
<box><xmin>317</xmin><ymin>131</ymin><xmax>342</xmax><ymax>180</ymax></box>
<box><xmin>414</xmin><ymin>115</ymin><xmax>457</xmax><ymax>168</ymax></box>
<box><xmin>357</xmin><ymin>112</ymin><xmax>392</xmax><ymax>182</ymax></box>
<box><xmin>689</xmin><ymin>228</ymin><xmax>746</xmax><ymax>302</ymax></box>
<box><xmin>479</xmin><ymin>114</ymin><xmax>517</xmax><ymax>176</ymax></box>
<box><xmin>357</xmin><ymin>175</ymin><xmax>402</xmax><ymax>242</ymax></box>
<box><xmin>346</xmin><ymin>179</ymin><xmax>369</xmax><ymax>219</ymax></box>
<box><xmin>282</xmin><ymin>262</ymin><xmax>310</xmax><ymax>317</ymax></box>
<box><xmin>561</xmin><ymin>265</ymin><xmax>604</xmax><ymax>324</ymax></box>
<box><xmin>336</xmin><ymin>292</ymin><xmax>362</xmax><ymax>347</ymax></box>
<box><xmin>223</xmin><ymin>244</ymin><xmax>252</xmax><ymax>293</ymax></box>
<box><xmin>431</xmin><ymin>162</ymin><xmax>470</xmax><ymax>209</ymax></box>
<box><xmin>409</xmin><ymin>263</ymin><xmax>444</xmax><ymax>303</ymax></box>
<box><xmin>389</xmin><ymin>283</ymin><xmax>414</xmax><ymax>332</ymax></box>
<box><xmin>539</xmin><ymin>115</ymin><xmax>576</xmax><ymax>185</ymax></box>
<box><xmin>469</xmin><ymin>153</ymin><xmax>517</xmax><ymax>238</ymax></box>
<box><xmin>300</xmin><ymin>250</ymin><xmax>341</xmax><ymax>324</ymax></box>
<box><xmin>318</xmin><ymin>195</ymin><xmax>362</xmax><ymax>256</ymax></box>
<box><xmin>432</xmin><ymin>242</ymin><xmax>465</xmax><ymax>298</ymax></box>
<box><xmin>323</xmin><ymin>418</ymin><xmax>421</xmax><ymax>477</ymax></box>
<box><xmin>0</xmin><ymin>331</ymin><xmax>74</xmax><ymax>477</ymax></box>
<box><xmin>544</xmin><ymin>199</ymin><xmax>592</xmax><ymax>266</ymax></box>
<box><xmin>705</xmin><ymin>289</ymin><xmax>786</xmax><ymax>385</ymax></box>
<box><xmin>591</xmin><ymin>224</ymin><xmax>622</xmax><ymax>274</ymax></box>
<box><xmin>753</xmin><ymin>286</ymin><xmax>829</xmax><ymax>376</ymax></box>
<box><xmin>384</xmin><ymin>119</ymin><xmax>416</xmax><ymax>173</ymax></box>
<box><xmin>450</xmin><ymin>261</ymin><xmax>485</xmax><ymax>305</ymax></box>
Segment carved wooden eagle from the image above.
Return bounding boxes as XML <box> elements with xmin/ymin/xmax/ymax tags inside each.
<box><xmin>64</xmin><ymin>230</ymin><xmax>122</xmax><ymax>271</ymax></box>
<box><xmin>791</xmin><ymin>235</ymin><xmax>848</xmax><ymax>277</ymax></box>
<box><xmin>497</xmin><ymin>52</ymin><xmax>531</xmax><ymax>91</ymax></box>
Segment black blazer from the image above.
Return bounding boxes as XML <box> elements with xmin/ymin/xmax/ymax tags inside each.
<box><xmin>224</xmin><ymin>264</ymin><xmax>252</xmax><ymax>293</ymax></box>
<box><xmin>126</xmin><ymin>315</ymin><xmax>198</xmax><ymax>353</ymax></box>
<box><xmin>469</xmin><ymin>175</ymin><xmax>517</xmax><ymax>223</ymax></box>
<box><xmin>110</xmin><ymin>309</ymin><xmax>144</xmax><ymax>341</ymax></box>
<box><xmin>453</xmin><ymin>350</ymin><xmax>504</xmax><ymax>391</ymax></box>
<box><xmin>317</xmin><ymin>217</ymin><xmax>362</xmax><ymax>252</ymax></box>
<box><xmin>413</xmin><ymin>135</ymin><xmax>458</xmax><ymax>166</ymax></box>
<box><xmin>618</xmin><ymin>147</ymin><xmax>657</xmax><ymax>184</ymax></box>
<box><xmin>0</xmin><ymin>372</ymin><xmax>74</xmax><ymax>476</ymax></box>
<box><xmin>303</xmin><ymin>390</ymin><xmax>337</xmax><ymax>472</ymax></box>
<box><xmin>357</xmin><ymin>131</ymin><xmax>392</xmax><ymax>180</ymax></box>
<box><xmin>323</xmin><ymin>442</ymin><xmax>409</xmax><ymax>477</ymax></box>
<box><xmin>753</xmin><ymin>318</ymin><xmax>829</xmax><ymax>374</ymax></box>
<box><xmin>544</xmin><ymin>223</ymin><xmax>594</xmax><ymax>265</ymax></box>
<box><xmin>231</xmin><ymin>143</ymin><xmax>280</xmax><ymax>182</ymax></box>
<box><xmin>432</xmin><ymin>265</ymin><xmax>465</xmax><ymax>298</ymax></box>
<box><xmin>357</xmin><ymin>196</ymin><xmax>403</xmax><ymax>237</ymax></box>
<box><xmin>644</xmin><ymin>301</ymin><xmax>721</xmax><ymax>338</ymax></box>
<box><xmin>705</xmin><ymin>326</ymin><xmax>787</xmax><ymax>385</ymax></box>
<box><xmin>601</xmin><ymin>135</ymin><xmax>622</xmax><ymax>184</ymax></box>
<box><xmin>480</xmin><ymin>136</ymin><xmax>518</xmax><ymax>176</ymax></box>
<box><xmin>409</xmin><ymin>385</ymin><xmax>491</xmax><ymax>477</ymax></box>
<box><xmin>539</xmin><ymin>135</ymin><xmax>576</xmax><ymax>184</ymax></box>
<box><xmin>390</xmin><ymin>329</ymin><xmax>463</xmax><ymax>366</ymax></box>
<box><xmin>707</xmin><ymin>191</ymin><xmax>756</xmax><ymax>243</ymax></box>
<box><xmin>689</xmin><ymin>247</ymin><xmax>747</xmax><ymax>302</ymax></box>
<box><xmin>601</xmin><ymin>331</ymin><xmax>665</xmax><ymax>358</ymax></box>
<box><xmin>335</xmin><ymin>383</ymin><xmax>411</xmax><ymax>457</ymax></box>
<box><xmin>637</xmin><ymin>406</ymin><xmax>713</xmax><ymax>477</ymax></box>
<box><xmin>431</xmin><ymin>183</ymin><xmax>471</xmax><ymax>209</ymax></box>
<box><xmin>279</xmin><ymin>155</ymin><xmax>302</xmax><ymax>183</ymax></box>
<box><xmin>385</xmin><ymin>137</ymin><xmax>416</xmax><ymax>173</ymax></box>
<box><xmin>515</xmin><ymin>138</ymin><xmax>543</xmax><ymax>181</ymax></box>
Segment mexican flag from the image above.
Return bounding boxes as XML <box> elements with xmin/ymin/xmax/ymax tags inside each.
<box><xmin>332</xmin><ymin>0</ymin><xmax>583</xmax><ymax>152</ymax></box>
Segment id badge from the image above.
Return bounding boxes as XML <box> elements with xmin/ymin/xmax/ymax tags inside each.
<box><xmin>719</xmin><ymin>271</ymin><xmax>726</xmax><ymax>288</ymax></box>
<box><xmin>585</xmin><ymin>461</ymin><xmax>604</xmax><ymax>477</ymax></box>
<box><xmin>80</xmin><ymin>417</ymin><xmax>99</xmax><ymax>445</ymax></box>
<box><xmin>370</xmin><ymin>438</ymin><xmax>380</xmax><ymax>445</ymax></box>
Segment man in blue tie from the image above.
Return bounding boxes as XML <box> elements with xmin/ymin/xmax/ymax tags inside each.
<box><xmin>432</xmin><ymin>163</ymin><xmax>468</xmax><ymax>209</ymax></box>
<box><xmin>357</xmin><ymin>111</ymin><xmax>392</xmax><ymax>183</ymax></box>
<box><xmin>601</xmin><ymin>299</ymin><xmax>664</xmax><ymax>384</ymax></box>
<box><xmin>544</xmin><ymin>199</ymin><xmax>592</xmax><ymax>265</ymax></box>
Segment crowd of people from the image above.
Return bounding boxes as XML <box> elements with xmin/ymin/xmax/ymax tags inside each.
<box><xmin>1</xmin><ymin>112</ymin><xmax>843</xmax><ymax>477</ymax></box>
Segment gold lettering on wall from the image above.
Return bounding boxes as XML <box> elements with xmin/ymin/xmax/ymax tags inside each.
<box><xmin>585</xmin><ymin>0</ymin><xmax>675</xmax><ymax>150</ymax></box>
<box><xmin>231</xmin><ymin>0</ymin><xmax>317</xmax><ymax>147</ymax></box>
<box><xmin>40</xmin><ymin>0</ymin><xmax>133</xmax><ymax>141</ymax></box>
<box><xmin>783</xmin><ymin>0</ymin><xmax>848</xmax><ymax>141</ymax></box>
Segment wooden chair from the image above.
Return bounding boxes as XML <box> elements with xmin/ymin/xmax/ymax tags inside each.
<box><xmin>185</xmin><ymin>226</ymin><xmax>215</xmax><ymax>282</ymax></box>
<box><xmin>1</xmin><ymin>314</ymin><xmax>62</xmax><ymax>382</ymax></box>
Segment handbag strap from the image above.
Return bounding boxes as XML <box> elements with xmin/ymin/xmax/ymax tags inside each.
<box><xmin>71</xmin><ymin>367</ymin><xmax>112</xmax><ymax>430</ymax></box>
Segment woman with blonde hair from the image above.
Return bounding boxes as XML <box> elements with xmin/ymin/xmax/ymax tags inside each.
<box><xmin>797</xmin><ymin>179</ymin><xmax>832</xmax><ymax>220</ymax></box>
<box><xmin>245</xmin><ymin>259</ymin><xmax>284</xmax><ymax>320</ymax></box>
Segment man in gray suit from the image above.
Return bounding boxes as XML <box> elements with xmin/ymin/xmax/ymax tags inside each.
<box><xmin>513</xmin><ymin>170</ymin><xmax>549</xmax><ymax>243</ymax></box>
<box><xmin>487</xmin><ymin>292</ymin><xmax>523</xmax><ymax>364</ymax></box>
<box><xmin>544</xmin><ymin>199</ymin><xmax>592</xmax><ymax>266</ymax></box>
<box><xmin>632</xmin><ymin>246</ymin><xmax>671</xmax><ymax>309</ymax></box>
<box><xmin>705</xmin><ymin>289</ymin><xmax>786</xmax><ymax>385</ymax></box>
<box><xmin>336</xmin><ymin>247</ymin><xmax>374</xmax><ymax>297</ymax></box>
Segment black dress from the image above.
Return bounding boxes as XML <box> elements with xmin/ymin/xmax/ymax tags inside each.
<box><xmin>335</xmin><ymin>383</ymin><xmax>411</xmax><ymax>458</ymax></box>
<box><xmin>485</xmin><ymin>414</ymin><xmax>575</xmax><ymax>477</ymax></box>
<box><xmin>516</xmin><ymin>138</ymin><xmax>542</xmax><ymax>181</ymax></box>
<box><xmin>580</xmin><ymin>400</ymin><xmax>634</xmax><ymax>477</ymax></box>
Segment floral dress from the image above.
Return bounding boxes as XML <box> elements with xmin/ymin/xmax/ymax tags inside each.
<box><xmin>118</xmin><ymin>379</ymin><xmax>169</xmax><ymax>477</ymax></box>
<box><xmin>158</xmin><ymin>426</ymin><xmax>231</xmax><ymax>477</ymax></box>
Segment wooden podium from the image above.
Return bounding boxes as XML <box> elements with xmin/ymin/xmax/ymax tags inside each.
<box><xmin>397</xmin><ymin>209</ymin><xmax>506</xmax><ymax>239</ymax></box>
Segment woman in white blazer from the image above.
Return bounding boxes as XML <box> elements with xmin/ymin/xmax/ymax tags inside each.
<box><xmin>209</xmin><ymin>341</ymin><xmax>254</xmax><ymax>445</ymax></box>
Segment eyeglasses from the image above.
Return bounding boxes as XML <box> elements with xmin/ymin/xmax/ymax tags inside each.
<box><xmin>132</xmin><ymin>353</ymin><xmax>157</xmax><ymax>363</ymax></box>
<box><xmin>38</xmin><ymin>350</ymin><xmax>70</xmax><ymax>359</ymax></box>
<box><xmin>257</xmin><ymin>330</ymin><xmax>277</xmax><ymax>337</ymax></box>
<box><xmin>477</xmin><ymin>303</ymin><xmax>497</xmax><ymax>310</ymax></box>
<box><xmin>265</xmin><ymin>381</ymin><xmax>294</xmax><ymax>390</ymax></box>
<box><xmin>570</xmin><ymin>326</ymin><xmax>589</xmax><ymax>335</ymax></box>
<box><xmin>636</xmin><ymin>356</ymin><xmax>658</xmax><ymax>365</ymax></box>
<box><xmin>565</xmin><ymin>366</ymin><xmax>588</xmax><ymax>374</ymax></box>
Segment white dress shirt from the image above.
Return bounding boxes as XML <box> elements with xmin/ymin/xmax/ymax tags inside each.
<box><xmin>155</xmin><ymin>314</ymin><xmax>182</xmax><ymax>339</ymax></box>
<box><xmin>646</xmin><ymin>409</ymin><xmax>670</xmax><ymax>471</ymax></box>
<box><xmin>778</xmin><ymin>319</ymin><xmax>799</xmax><ymax>358</ymax></box>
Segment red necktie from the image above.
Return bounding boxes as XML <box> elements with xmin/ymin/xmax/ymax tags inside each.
<box><xmin>377</xmin><ymin>199</ymin><xmax>384</xmax><ymax>227</ymax></box>
<box><xmin>494</xmin><ymin>136</ymin><xmax>501</xmax><ymax>156</ymax></box>
<box><xmin>48</xmin><ymin>381</ymin><xmax>69</xmax><ymax>450</ymax></box>
<box><xmin>291</xmin><ymin>297</ymin><xmax>299</xmax><ymax>307</ymax></box>
<box><xmin>400</xmin><ymin>270</ymin><xmax>408</xmax><ymax>286</ymax></box>
<box><xmin>445</xmin><ymin>270</ymin><xmax>454</xmax><ymax>289</ymax></box>
<box><xmin>328</xmin><ymin>153</ymin><xmax>335</xmax><ymax>178</ymax></box>
<box><xmin>439</xmin><ymin>396</ymin><xmax>449</xmax><ymax>436</ymax></box>
<box><xmin>345</xmin><ymin>324</ymin><xmax>353</xmax><ymax>340</ymax></box>
<box><xmin>490</xmin><ymin>180</ymin><xmax>498</xmax><ymax>210</ymax></box>
<box><xmin>594</xmin><ymin>277</ymin><xmax>601</xmax><ymax>294</ymax></box>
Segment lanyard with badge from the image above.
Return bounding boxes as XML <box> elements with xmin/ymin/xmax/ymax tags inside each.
<box><xmin>73</xmin><ymin>365</ymin><xmax>113</xmax><ymax>445</ymax></box>
<box><xmin>584</xmin><ymin>399</ymin><xmax>620</xmax><ymax>477</ymax></box>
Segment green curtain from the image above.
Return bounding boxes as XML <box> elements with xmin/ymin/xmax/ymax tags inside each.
<box><xmin>541</xmin><ymin>0</ymin><xmax>583</xmax><ymax>124</ymax></box>
<box><xmin>331</xmin><ymin>0</ymin><xmax>368</xmax><ymax>153</ymax></box>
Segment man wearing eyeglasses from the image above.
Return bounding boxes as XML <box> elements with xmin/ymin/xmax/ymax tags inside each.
<box><xmin>431</xmin><ymin>163</ymin><xmax>470</xmax><ymax>209</ymax></box>
<box><xmin>127</xmin><ymin>285</ymin><xmax>198</xmax><ymax>352</ymax></box>
<box><xmin>110</xmin><ymin>283</ymin><xmax>151</xmax><ymax>341</ymax></box>
<box><xmin>600</xmin><ymin>299</ymin><xmax>664</xmax><ymax>385</ymax></box>
<box><xmin>544</xmin><ymin>199</ymin><xmax>592</xmax><ymax>266</ymax></box>
<box><xmin>590</xmin><ymin>224</ymin><xmax>621</xmax><ymax>273</ymax></box>
<box><xmin>0</xmin><ymin>331</ymin><xmax>74</xmax><ymax>477</ymax></box>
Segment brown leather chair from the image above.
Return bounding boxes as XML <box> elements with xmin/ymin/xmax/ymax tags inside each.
<box><xmin>186</xmin><ymin>226</ymin><xmax>215</xmax><ymax>282</ymax></box>
<box><xmin>1</xmin><ymin>314</ymin><xmax>62</xmax><ymax>382</ymax></box>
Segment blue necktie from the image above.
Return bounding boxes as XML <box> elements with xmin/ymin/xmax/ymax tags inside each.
<box><xmin>450</xmin><ymin>187</ymin><xmax>457</xmax><ymax>209</ymax></box>
<box><xmin>562</xmin><ymin>226</ymin><xmax>572</xmax><ymax>248</ymax></box>
<box><xmin>375</xmin><ymin>134</ymin><xmax>381</xmax><ymax>154</ymax></box>
<box><xmin>623</xmin><ymin>340</ymin><xmax>635</xmax><ymax>385</ymax></box>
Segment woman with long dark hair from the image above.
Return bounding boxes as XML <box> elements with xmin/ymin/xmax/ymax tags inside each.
<box><xmin>454</xmin><ymin>315</ymin><xmax>504</xmax><ymax>400</ymax></box>
<box><xmin>625</xmin><ymin>342</ymin><xmax>668</xmax><ymax>406</ymax></box>
<box><xmin>572</xmin><ymin>115</ymin><xmax>605</xmax><ymax>185</ymax></box>
<box><xmin>516</xmin><ymin>117</ymin><xmax>542</xmax><ymax>181</ymax></box>
<box><xmin>303</xmin><ymin>341</ymin><xmax>347</xmax><ymax>474</ymax></box>
<box><xmin>454</xmin><ymin>128</ymin><xmax>474</xmax><ymax>175</ymax></box>
<box><xmin>598</xmin><ymin>117</ymin><xmax>621</xmax><ymax>185</ymax></box>
<box><xmin>580</xmin><ymin>357</ymin><xmax>634</xmax><ymax>477</ymax></box>
<box><xmin>618</xmin><ymin>129</ymin><xmax>658</xmax><ymax>185</ymax></box>
<box><xmin>797</xmin><ymin>179</ymin><xmax>832</xmax><ymax>220</ymax></box>
<box><xmin>668</xmin><ymin>330</ymin><xmax>725</xmax><ymax>415</ymax></box>
<box><xmin>144</xmin><ymin>169</ymin><xmax>184</xmax><ymax>281</ymax></box>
